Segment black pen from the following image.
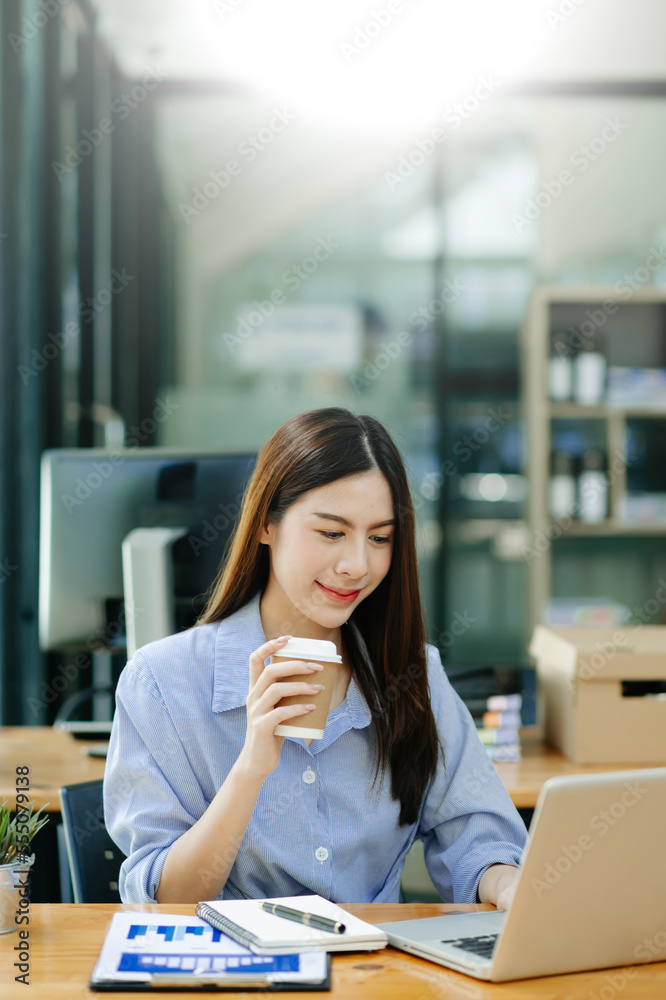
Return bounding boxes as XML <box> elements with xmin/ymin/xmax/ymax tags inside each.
<box><xmin>259</xmin><ymin>901</ymin><xmax>346</xmax><ymax>934</ymax></box>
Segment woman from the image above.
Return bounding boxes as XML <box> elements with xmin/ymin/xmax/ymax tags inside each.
<box><xmin>104</xmin><ymin>407</ymin><xmax>526</xmax><ymax>907</ymax></box>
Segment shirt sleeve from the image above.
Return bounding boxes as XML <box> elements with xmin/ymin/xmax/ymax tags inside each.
<box><xmin>103</xmin><ymin>652</ymin><xmax>209</xmax><ymax>903</ymax></box>
<box><xmin>418</xmin><ymin>644</ymin><xmax>527</xmax><ymax>903</ymax></box>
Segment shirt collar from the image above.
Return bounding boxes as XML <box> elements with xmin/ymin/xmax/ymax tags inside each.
<box><xmin>212</xmin><ymin>591</ymin><xmax>265</xmax><ymax>713</ymax></box>
<box><xmin>211</xmin><ymin>592</ymin><xmax>371</xmax><ymax>730</ymax></box>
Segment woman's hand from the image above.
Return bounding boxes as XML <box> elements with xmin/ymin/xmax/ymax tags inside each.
<box><xmin>236</xmin><ymin>636</ymin><xmax>323</xmax><ymax>781</ymax></box>
<box><xmin>477</xmin><ymin>863</ymin><xmax>520</xmax><ymax>910</ymax></box>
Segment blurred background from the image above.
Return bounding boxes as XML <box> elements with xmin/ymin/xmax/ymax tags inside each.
<box><xmin>3</xmin><ymin>0</ymin><xmax>666</xmax><ymax>728</ymax></box>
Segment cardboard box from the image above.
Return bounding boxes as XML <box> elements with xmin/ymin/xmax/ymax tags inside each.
<box><xmin>529</xmin><ymin>625</ymin><xmax>666</xmax><ymax>763</ymax></box>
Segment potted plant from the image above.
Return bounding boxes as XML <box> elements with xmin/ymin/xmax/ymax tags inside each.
<box><xmin>0</xmin><ymin>800</ymin><xmax>49</xmax><ymax>934</ymax></box>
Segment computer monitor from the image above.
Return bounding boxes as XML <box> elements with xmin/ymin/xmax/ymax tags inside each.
<box><xmin>39</xmin><ymin>448</ymin><xmax>255</xmax><ymax>653</ymax></box>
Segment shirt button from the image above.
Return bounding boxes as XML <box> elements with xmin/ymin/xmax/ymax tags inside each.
<box><xmin>314</xmin><ymin>847</ymin><xmax>329</xmax><ymax>862</ymax></box>
<box><xmin>302</xmin><ymin>768</ymin><xmax>316</xmax><ymax>784</ymax></box>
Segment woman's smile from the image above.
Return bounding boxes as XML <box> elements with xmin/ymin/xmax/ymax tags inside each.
<box><xmin>315</xmin><ymin>580</ymin><xmax>362</xmax><ymax>603</ymax></box>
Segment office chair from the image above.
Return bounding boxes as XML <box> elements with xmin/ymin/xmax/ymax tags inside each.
<box><xmin>59</xmin><ymin>779</ymin><xmax>125</xmax><ymax>902</ymax></box>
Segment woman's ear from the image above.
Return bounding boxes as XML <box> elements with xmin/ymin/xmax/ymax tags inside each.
<box><xmin>259</xmin><ymin>521</ymin><xmax>273</xmax><ymax>545</ymax></box>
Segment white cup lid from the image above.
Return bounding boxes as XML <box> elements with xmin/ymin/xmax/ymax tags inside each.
<box><xmin>275</xmin><ymin>636</ymin><xmax>342</xmax><ymax>663</ymax></box>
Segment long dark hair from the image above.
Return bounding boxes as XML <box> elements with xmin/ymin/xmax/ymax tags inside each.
<box><xmin>198</xmin><ymin>408</ymin><xmax>439</xmax><ymax>824</ymax></box>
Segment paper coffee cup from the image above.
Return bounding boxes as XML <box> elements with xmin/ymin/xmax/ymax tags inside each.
<box><xmin>271</xmin><ymin>637</ymin><xmax>342</xmax><ymax>739</ymax></box>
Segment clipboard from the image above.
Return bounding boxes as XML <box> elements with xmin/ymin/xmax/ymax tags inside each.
<box><xmin>89</xmin><ymin>954</ymin><xmax>332</xmax><ymax>992</ymax></box>
<box><xmin>88</xmin><ymin>912</ymin><xmax>331</xmax><ymax>992</ymax></box>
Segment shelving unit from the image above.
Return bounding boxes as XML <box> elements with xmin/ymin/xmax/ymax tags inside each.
<box><xmin>521</xmin><ymin>285</ymin><xmax>666</xmax><ymax>632</ymax></box>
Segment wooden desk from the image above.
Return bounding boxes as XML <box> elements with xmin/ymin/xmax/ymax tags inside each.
<box><xmin>2</xmin><ymin>903</ymin><xmax>665</xmax><ymax>999</ymax></box>
<box><xmin>0</xmin><ymin>727</ymin><xmax>107</xmax><ymax>811</ymax></box>
<box><xmin>2</xmin><ymin>726</ymin><xmax>665</xmax><ymax>813</ymax></box>
<box><xmin>493</xmin><ymin>740</ymin><xmax>666</xmax><ymax>809</ymax></box>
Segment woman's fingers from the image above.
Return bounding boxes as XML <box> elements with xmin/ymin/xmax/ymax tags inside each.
<box><xmin>244</xmin><ymin>641</ymin><xmax>322</xmax><ymax>770</ymax></box>
<box><xmin>248</xmin><ymin>636</ymin><xmax>292</xmax><ymax>688</ymax></box>
<box><xmin>248</xmin><ymin>702</ymin><xmax>316</xmax><ymax>742</ymax></box>
<box><xmin>252</xmin><ymin>680</ymin><xmax>325</xmax><ymax>717</ymax></box>
<box><xmin>249</xmin><ymin>656</ymin><xmax>323</xmax><ymax>703</ymax></box>
<box><xmin>265</xmin><ymin>702</ymin><xmax>317</xmax><ymax>729</ymax></box>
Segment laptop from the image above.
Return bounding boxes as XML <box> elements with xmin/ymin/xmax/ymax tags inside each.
<box><xmin>377</xmin><ymin>768</ymin><xmax>666</xmax><ymax>981</ymax></box>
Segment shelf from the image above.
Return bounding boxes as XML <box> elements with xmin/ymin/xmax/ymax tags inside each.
<box><xmin>549</xmin><ymin>403</ymin><xmax>666</xmax><ymax>419</ymax></box>
<box><xmin>548</xmin><ymin>519</ymin><xmax>666</xmax><ymax>537</ymax></box>
<box><xmin>524</xmin><ymin>284</ymin><xmax>666</xmax><ymax>632</ymax></box>
<box><xmin>448</xmin><ymin>519</ymin><xmax>525</xmax><ymax>544</ymax></box>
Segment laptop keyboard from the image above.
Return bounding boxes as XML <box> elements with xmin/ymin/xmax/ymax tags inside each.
<box><xmin>440</xmin><ymin>934</ymin><xmax>498</xmax><ymax>959</ymax></box>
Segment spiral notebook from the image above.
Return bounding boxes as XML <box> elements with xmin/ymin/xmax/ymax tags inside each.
<box><xmin>195</xmin><ymin>895</ymin><xmax>388</xmax><ymax>955</ymax></box>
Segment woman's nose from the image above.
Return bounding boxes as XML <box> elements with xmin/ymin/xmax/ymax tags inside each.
<box><xmin>336</xmin><ymin>541</ymin><xmax>368</xmax><ymax>579</ymax></box>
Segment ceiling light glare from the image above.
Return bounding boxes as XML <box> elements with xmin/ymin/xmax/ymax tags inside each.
<box><xmin>209</xmin><ymin>0</ymin><xmax>550</xmax><ymax>131</ymax></box>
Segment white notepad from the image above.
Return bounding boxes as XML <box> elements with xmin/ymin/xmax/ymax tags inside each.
<box><xmin>196</xmin><ymin>895</ymin><xmax>388</xmax><ymax>955</ymax></box>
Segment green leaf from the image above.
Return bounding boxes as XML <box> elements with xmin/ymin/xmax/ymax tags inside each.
<box><xmin>0</xmin><ymin>810</ymin><xmax>9</xmax><ymax>846</ymax></box>
<box><xmin>0</xmin><ymin>798</ymin><xmax>50</xmax><ymax>865</ymax></box>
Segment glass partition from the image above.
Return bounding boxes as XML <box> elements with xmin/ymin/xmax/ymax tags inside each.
<box><xmin>154</xmin><ymin>93</ymin><xmax>443</xmax><ymax>622</ymax></box>
<box><xmin>148</xmin><ymin>89</ymin><xmax>666</xmax><ymax>661</ymax></box>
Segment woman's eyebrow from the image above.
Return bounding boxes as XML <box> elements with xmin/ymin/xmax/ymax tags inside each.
<box><xmin>312</xmin><ymin>512</ymin><xmax>396</xmax><ymax>529</ymax></box>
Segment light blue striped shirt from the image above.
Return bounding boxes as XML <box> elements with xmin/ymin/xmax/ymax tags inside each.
<box><xmin>104</xmin><ymin>592</ymin><xmax>527</xmax><ymax>904</ymax></box>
